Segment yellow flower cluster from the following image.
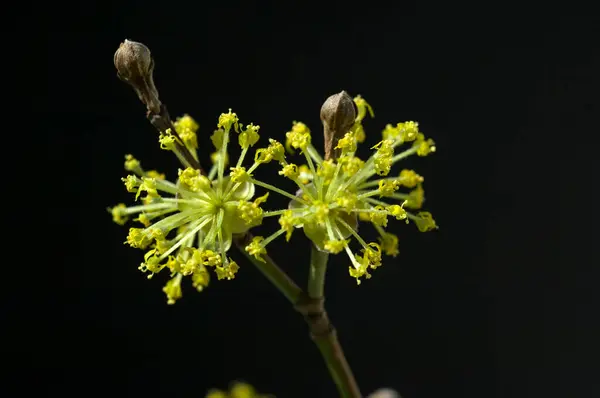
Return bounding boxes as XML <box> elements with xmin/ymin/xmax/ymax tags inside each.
<box><xmin>243</xmin><ymin>95</ymin><xmax>438</xmax><ymax>284</ymax></box>
<box><xmin>109</xmin><ymin>112</ymin><xmax>281</xmax><ymax>304</ymax></box>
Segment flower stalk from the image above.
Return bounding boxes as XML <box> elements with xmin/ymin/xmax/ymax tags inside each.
<box><xmin>307</xmin><ymin>245</ymin><xmax>361</xmax><ymax>398</ymax></box>
<box><xmin>308</xmin><ymin>245</ymin><xmax>329</xmax><ymax>298</ymax></box>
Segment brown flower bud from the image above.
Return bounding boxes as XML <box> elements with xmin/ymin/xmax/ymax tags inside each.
<box><xmin>114</xmin><ymin>39</ymin><xmax>161</xmax><ymax>114</ymax></box>
<box><xmin>320</xmin><ymin>90</ymin><xmax>356</xmax><ymax>160</ymax></box>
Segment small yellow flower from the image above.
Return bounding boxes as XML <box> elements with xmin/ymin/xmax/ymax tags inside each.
<box><xmin>324</xmin><ymin>239</ymin><xmax>348</xmax><ymax>254</ymax></box>
<box><xmin>415</xmin><ymin>135</ymin><xmax>436</xmax><ymax>156</ymax></box>
<box><xmin>387</xmin><ymin>203</ymin><xmax>408</xmax><ymax>221</ymax></box>
<box><xmin>399</xmin><ymin>169</ymin><xmax>423</xmax><ymax>188</ymax></box>
<box><xmin>215</xmin><ymin>260</ymin><xmax>240</xmax><ymax>281</ymax></box>
<box><xmin>382</xmin><ymin>121</ymin><xmax>420</xmax><ymax>143</ymax></box>
<box><xmin>405</xmin><ymin>184</ymin><xmax>425</xmax><ymax>209</ymax></box>
<box><xmin>245</xmin><ymin>236</ymin><xmax>267</xmax><ymax>262</ymax></box>
<box><xmin>174</xmin><ymin>114</ymin><xmax>199</xmax><ymax>150</ymax></box>
<box><xmin>255</xmin><ymin>139</ymin><xmax>285</xmax><ymax>164</ymax></box>
<box><xmin>110</xmin><ymin>203</ymin><xmax>128</xmax><ymax>225</ymax></box>
<box><xmin>352</xmin><ymin>122</ymin><xmax>366</xmax><ymax>143</ymax></box>
<box><xmin>286</xmin><ymin>121</ymin><xmax>311</xmax><ymax>151</ymax></box>
<box><xmin>378</xmin><ymin>232</ymin><xmax>399</xmax><ymax>257</ymax></box>
<box><xmin>218</xmin><ymin>109</ymin><xmax>239</xmax><ymax>131</ymax></box>
<box><xmin>372</xmin><ymin>139</ymin><xmax>394</xmax><ymax>176</ymax></box>
<box><xmin>122</xmin><ymin>175</ymin><xmax>139</xmax><ymax>192</ymax></box>
<box><xmin>135</xmin><ymin>178</ymin><xmax>160</xmax><ymax>201</ymax></box>
<box><xmin>134</xmin><ymin>213</ymin><xmax>153</xmax><ymax>227</ymax></box>
<box><xmin>126</xmin><ymin>228</ymin><xmax>153</xmax><ymax>249</ymax></box>
<box><xmin>174</xmin><ymin>114</ymin><xmax>199</xmax><ymax>133</ymax></box>
<box><xmin>278</xmin><ymin>210</ymin><xmax>298</xmax><ymax>241</ymax></box>
<box><xmin>230</xmin><ymin>166</ymin><xmax>251</xmax><ymax>183</ymax></box>
<box><xmin>158</xmin><ymin>129</ymin><xmax>177</xmax><ymax>150</ymax></box>
<box><xmin>238</xmin><ymin>193</ymin><xmax>269</xmax><ymax>227</ymax></box>
<box><xmin>400</xmin><ymin>121</ymin><xmax>420</xmax><ymax>142</ymax></box>
<box><xmin>369</xmin><ymin>206</ymin><xmax>388</xmax><ymax>227</ymax></box>
<box><xmin>145</xmin><ymin>170</ymin><xmax>165</xmax><ymax>180</ymax></box>
<box><xmin>279</xmin><ymin>163</ymin><xmax>299</xmax><ymax>179</ymax></box>
<box><xmin>199</xmin><ymin>249</ymin><xmax>222</xmax><ymax>267</ymax></box>
<box><xmin>163</xmin><ymin>274</ymin><xmax>183</xmax><ymax>305</ymax></box>
<box><xmin>340</xmin><ymin>156</ymin><xmax>364</xmax><ymax>177</ymax></box>
<box><xmin>378</xmin><ymin>179</ymin><xmax>400</xmax><ymax>197</ymax></box>
<box><xmin>238</xmin><ymin>123</ymin><xmax>260</xmax><ymax>149</ymax></box>
<box><xmin>354</xmin><ymin>95</ymin><xmax>374</xmax><ymax>122</ymax></box>
<box><xmin>362</xmin><ymin>242</ymin><xmax>382</xmax><ymax>269</ymax></box>
<box><xmin>413</xmin><ymin>211</ymin><xmax>438</xmax><ymax>232</ymax></box>
<box><xmin>211</xmin><ymin>129</ymin><xmax>225</xmax><ymax>150</ymax></box>
<box><xmin>348</xmin><ymin>258</ymin><xmax>371</xmax><ymax>285</ymax></box>
<box><xmin>178</xmin><ymin>167</ymin><xmax>211</xmax><ymax>192</ymax></box>
<box><xmin>335</xmin><ymin>131</ymin><xmax>357</xmax><ymax>154</ymax></box>
<box><xmin>124</xmin><ymin>154</ymin><xmax>142</xmax><ymax>174</ymax></box>
<box><xmin>192</xmin><ymin>268</ymin><xmax>210</xmax><ymax>291</ymax></box>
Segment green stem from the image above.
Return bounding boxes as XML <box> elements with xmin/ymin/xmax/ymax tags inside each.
<box><xmin>306</xmin><ymin>245</ymin><xmax>361</xmax><ymax>398</ymax></box>
<box><xmin>308</xmin><ymin>245</ymin><xmax>329</xmax><ymax>299</ymax></box>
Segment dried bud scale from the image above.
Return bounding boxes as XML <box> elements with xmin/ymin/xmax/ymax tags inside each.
<box><xmin>320</xmin><ymin>90</ymin><xmax>356</xmax><ymax>160</ymax></box>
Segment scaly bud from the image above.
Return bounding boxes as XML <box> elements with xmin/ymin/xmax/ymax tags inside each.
<box><xmin>114</xmin><ymin>39</ymin><xmax>161</xmax><ymax>114</ymax></box>
<box><xmin>320</xmin><ymin>90</ymin><xmax>356</xmax><ymax>160</ymax></box>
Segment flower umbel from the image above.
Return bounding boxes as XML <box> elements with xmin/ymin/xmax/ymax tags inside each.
<box><xmin>250</xmin><ymin>94</ymin><xmax>438</xmax><ymax>285</ymax></box>
<box><xmin>109</xmin><ymin>112</ymin><xmax>277</xmax><ymax>304</ymax></box>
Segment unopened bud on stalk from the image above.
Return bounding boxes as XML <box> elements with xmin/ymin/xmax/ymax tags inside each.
<box><xmin>320</xmin><ymin>90</ymin><xmax>356</xmax><ymax>160</ymax></box>
<box><xmin>114</xmin><ymin>39</ymin><xmax>162</xmax><ymax>114</ymax></box>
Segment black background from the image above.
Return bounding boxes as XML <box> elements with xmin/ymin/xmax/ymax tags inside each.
<box><xmin>16</xmin><ymin>3</ymin><xmax>599</xmax><ymax>398</ymax></box>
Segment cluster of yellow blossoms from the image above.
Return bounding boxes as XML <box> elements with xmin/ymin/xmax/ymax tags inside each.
<box><xmin>247</xmin><ymin>95</ymin><xmax>437</xmax><ymax>284</ymax></box>
<box><xmin>109</xmin><ymin>95</ymin><xmax>437</xmax><ymax>303</ymax></box>
<box><xmin>110</xmin><ymin>111</ymin><xmax>274</xmax><ymax>304</ymax></box>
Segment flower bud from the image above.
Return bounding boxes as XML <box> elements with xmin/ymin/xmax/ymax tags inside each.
<box><xmin>320</xmin><ymin>90</ymin><xmax>356</xmax><ymax>160</ymax></box>
<box><xmin>114</xmin><ymin>39</ymin><xmax>161</xmax><ymax>114</ymax></box>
